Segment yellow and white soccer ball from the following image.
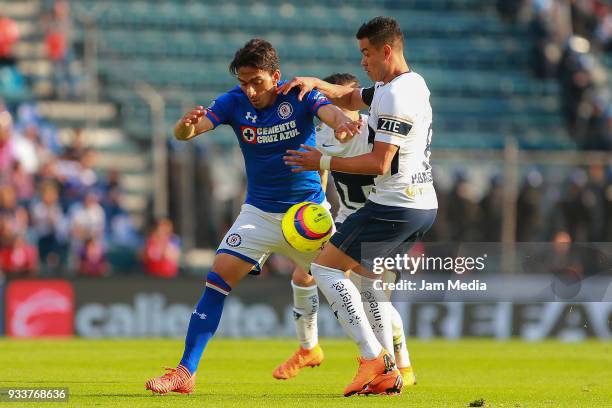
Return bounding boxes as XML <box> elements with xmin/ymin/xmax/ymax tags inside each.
<box><xmin>281</xmin><ymin>202</ymin><xmax>333</xmax><ymax>252</ymax></box>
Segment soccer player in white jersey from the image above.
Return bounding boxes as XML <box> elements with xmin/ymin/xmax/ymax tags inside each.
<box><xmin>273</xmin><ymin>73</ymin><xmax>416</xmax><ymax>387</ymax></box>
<box><xmin>280</xmin><ymin>16</ymin><xmax>437</xmax><ymax>396</ymax></box>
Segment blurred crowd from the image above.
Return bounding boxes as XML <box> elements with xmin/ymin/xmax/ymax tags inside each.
<box><xmin>0</xmin><ymin>0</ymin><xmax>79</xmax><ymax>101</ymax></box>
<box><xmin>1</xmin><ymin>0</ymin><xmax>187</xmax><ymax>280</ymax></box>
<box><xmin>428</xmin><ymin>165</ymin><xmax>612</xmax><ymax>243</ymax></box>
<box><xmin>0</xmin><ymin>100</ymin><xmax>189</xmax><ymax>280</ymax></box>
<box><xmin>498</xmin><ymin>0</ymin><xmax>612</xmax><ymax>150</ymax></box>
<box><xmin>0</xmin><ymin>102</ymin><xmax>133</xmax><ymax>279</ymax></box>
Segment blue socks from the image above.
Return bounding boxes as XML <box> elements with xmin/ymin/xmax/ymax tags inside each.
<box><xmin>180</xmin><ymin>271</ymin><xmax>231</xmax><ymax>373</ymax></box>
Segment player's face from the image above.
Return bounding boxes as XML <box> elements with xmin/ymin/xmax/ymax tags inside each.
<box><xmin>237</xmin><ymin>67</ymin><xmax>281</xmax><ymax>109</ymax></box>
<box><xmin>359</xmin><ymin>38</ymin><xmax>387</xmax><ymax>82</ymax></box>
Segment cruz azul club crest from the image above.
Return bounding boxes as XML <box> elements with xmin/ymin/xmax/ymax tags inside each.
<box><xmin>277</xmin><ymin>102</ymin><xmax>293</xmax><ymax>119</ymax></box>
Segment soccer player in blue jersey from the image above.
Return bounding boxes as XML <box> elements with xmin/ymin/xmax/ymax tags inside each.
<box><xmin>145</xmin><ymin>38</ymin><xmax>360</xmax><ymax>395</ymax></box>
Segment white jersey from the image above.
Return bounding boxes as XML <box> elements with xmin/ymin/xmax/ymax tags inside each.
<box><xmin>360</xmin><ymin>71</ymin><xmax>437</xmax><ymax>210</ymax></box>
<box><xmin>316</xmin><ymin>114</ymin><xmax>375</xmax><ymax>223</ymax></box>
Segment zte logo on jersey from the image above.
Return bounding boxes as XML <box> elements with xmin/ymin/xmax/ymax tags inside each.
<box><xmin>377</xmin><ymin>117</ymin><xmax>412</xmax><ymax>137</ymax></box>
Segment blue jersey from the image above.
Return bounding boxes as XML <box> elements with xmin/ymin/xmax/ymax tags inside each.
<box><xmin>204</xmin><ymin>81</ymin><xmax>332</xmax><ymax>213</ymax></box>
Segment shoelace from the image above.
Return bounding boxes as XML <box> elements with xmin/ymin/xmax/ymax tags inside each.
<box><xmin>159</xmin><ymin>367</ymin><xmax>182</xmax><ymax>386</ymax></box>
<box><xmin>284</xmin><ymin>351</ymin><xmax>305</xmax><ymax>371</ymax></box>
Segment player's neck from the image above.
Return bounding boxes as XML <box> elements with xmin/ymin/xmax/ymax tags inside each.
<box><xmin>381</xmin><ymin>58</ymin><xmax>410</xmax><ymax>84</ymax></box>
<box><xmin>258</xmin><ymin>91</ymin><xmax>279</xmax><ymax>110</ymax></box>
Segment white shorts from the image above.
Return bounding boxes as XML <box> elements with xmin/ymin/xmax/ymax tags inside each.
<box><xmin>217</xmin><ymin>203</ymin><xmax>330</xmax><ymax>274</ymax></box>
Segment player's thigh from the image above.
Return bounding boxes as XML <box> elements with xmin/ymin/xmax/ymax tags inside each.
<box><xmin>278</xmin><ymin>237</ymin><xmax>359</xmax><ymax>274</ymax></box>
<box><xmin>217</xmin><ymin>204</ymin><xmax>279</xmax><ymax>276</ymax></box>
<box><xmin>326</xmin><ymin>204</ymin><xmax>372</xmax><ymax>270</ymax></box>
<box><xmin>276</xmin><ymin>214</ymin><xmax>338</xmax><ymax>274</ymax></box>
<box><xmin>314</xmin><ymin>242</ymin><xmax>361</xmax><ymax>272</ymax></box>
<box><xmin>333</xmin><ymin>204</ymin><xmax>437</xmax><ymax>275</ymax></box>
<box><xmin>211</xmin><ymin>253</ymin><xmax>259</xmax><ymax>288</ymax></box>
<box><xmin>380</xmin><ymin>207</ymin><xmax>438</xmax><ymax>260</ymax></box>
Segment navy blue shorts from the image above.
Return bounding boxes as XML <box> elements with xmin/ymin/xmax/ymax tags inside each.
<box><xmin>330</xmin><ymin>200</ymin><xmax>436</xmax><ymax>269</ymax></box>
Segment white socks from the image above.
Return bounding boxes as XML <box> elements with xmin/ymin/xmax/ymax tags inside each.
<box><xmin>359</xmin><ymin>275</ymin><xmax>395</xmax><ymax>358</ymax></box>
<box><xmin>389</xmin><ymin>304</ymin><xmax>411</xmax><ymax>368</ymax></box>
<box><xmin>311</xmin><ymin>263</ymin><xmax>382</xmax><ymax>359</ymax></box>
<box><xmin>291</xmin><ymin>282</ymin><xmax>319</xmax><ymax>350</ymax></box>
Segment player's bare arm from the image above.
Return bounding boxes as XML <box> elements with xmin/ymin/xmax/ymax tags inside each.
<box><xmin>174</xmin><ymin>105</ymin><xmax>214</xmax><ymax>141</ymax></box>
<box><xmin>316</xmin><ymin>104</ymin><xmax>362</xmax><ymax>142</ymax></box>
<box><xmin>277</xmin><ymin>77</ymin><xmax>367</xmax><ymax>111</ymax></box>
<box><xmin>284</xmin><ymin>141</ymin><xmax>398</xmax><ymax>176</ymax></box>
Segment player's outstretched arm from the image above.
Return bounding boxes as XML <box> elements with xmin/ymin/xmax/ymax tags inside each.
<box><xmin>277</xmin><ymin>77</ymin><xmax>367</xmax><ymax>111</ymax></box>
<box><xmin>316</xmin><ymin>104</ymin><xmax>362</xmax><ymax>142</ymax></box>
<box><xmin>284</xmin><ymin>141</ymin><xmax>398</xmax><ymax>176</ymax></box>
<box><xmin>330</xmin><ymin>141</ymin><xmax>399</xmax><ymax>175</ymax></box>
<box><xmin>174</xmin><ymin>106</ymin><xmax>215</xmax><ymax>141</ymax></box>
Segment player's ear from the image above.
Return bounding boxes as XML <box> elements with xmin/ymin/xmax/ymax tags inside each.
<box><xmin>383</xmin><ymin>44</ymin><xmax>392</xmax><ymax>61</ymax></box>
<box><xmin>272</xmin><ymin>70</ymin><xmax>281</xmax><ymax>85</ymax></box>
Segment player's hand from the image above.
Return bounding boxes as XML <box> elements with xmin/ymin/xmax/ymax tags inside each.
<box><xmin>284</xmin><ymin>145</ymin><xmax>322</xmax><ymax>172</ymax></box>
<box><xmin>181</xmin><ymin>106</ymin><xmax>206</xmax><ymax>126</ymax></box>
<box><xmin>276</xmin><ymin>77</ymin><xmax>318</xmax><ymax>101</ymax></box>
<box><xmin>335</xmin><ymin>118</ymin><xmax>362</xmax><ymax>142</ymax></box>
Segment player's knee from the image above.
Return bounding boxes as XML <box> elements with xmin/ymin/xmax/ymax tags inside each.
<box><xmin>292</xmin><ymin>267</ymin><xmax>316</xmax><ymax>286</ymax></box>
<box><xmin>314</xmin><ymin>243</ymin><xmax>356</xmax><ymax>272</ymax></box>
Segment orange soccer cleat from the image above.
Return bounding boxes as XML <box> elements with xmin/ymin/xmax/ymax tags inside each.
<box><xmin>145</xmin><ymin>365</ymin><xmax>196</xmax><ymax>395</ymax></box>
<box><xmin>358</xmin><ymin>369</ymin><xmax>403</xmax><ymax>396</ymax></box>
<box><xmin>272</xmin><ymin>344</ymin><xmax>324</xmax><ymax>380</ymax></box>
<box><xmin>343</xmin><ymin>349</ymin><xmax>396</xmax><ymax>397</ymax></box>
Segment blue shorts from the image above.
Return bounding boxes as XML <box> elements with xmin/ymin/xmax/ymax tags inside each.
<box><xmin>329</xmin><ymin>200</ymin><xmax>436</xmax><ymax>270</ymax></box>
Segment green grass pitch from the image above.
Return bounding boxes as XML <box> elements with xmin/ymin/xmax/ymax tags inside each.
<box><xmin>1</xmin><ymin>338</ymin><xmax>611</xmax><ymax>407</ymax></box>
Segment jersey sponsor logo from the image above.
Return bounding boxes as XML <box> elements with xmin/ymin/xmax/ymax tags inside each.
<box><xmin>241</xmin><ymin>121</ymin><xmax>301</xmax><ymax>144</ymax></box>
<box><xmin>241</xmin><ymin>126</ymin><xmax>257</xmax><ymax>144</ymax></box>
<box><xmin>277</xmin><ymin>102</ymin><xmax>293</xmax><ymax>119</ymax></box>
<box><xmin>405</xmin><ymin>185</ymin><xmax>426</xmax><ymax>198</ymax></box>
<box><xmin>245</xmin><ymin>111</ymin><xmax>257</xmax><ymax>123</ymax></box>
<box><xmin>377</xmin><ymin>116</ymin><xmax>412</xmax><ymax>137</ymax></box>
<box><xmin>226</xmin><ymin>233</ymin><xmax>242</xmax><ymax>247</ymax></box>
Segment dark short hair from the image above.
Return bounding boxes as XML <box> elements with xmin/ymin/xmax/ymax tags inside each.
<box><xmin>356</xmin><ymin>16</ymin><xmax>404</xmax><ymax>49</ymax></box>
<box><xmin>229</xmin><ymin>38</ymin><xmax>280</xmax><ymax>75</ymax></box>
<box><xmin>323</xmin><ymin>73</ymin><xmax>360</xmax><ymax>87</ymax></box>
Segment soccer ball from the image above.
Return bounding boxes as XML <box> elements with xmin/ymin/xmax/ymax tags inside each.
<box><xmin>281</xmin><ymin>202</ymin><xmax>333</xmax><ymax>252</ymax></box>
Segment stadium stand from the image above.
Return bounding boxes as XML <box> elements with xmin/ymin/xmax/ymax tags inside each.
<box><xmin>5</xmin><ymin>0</ymin><xmax>150</xmax><ymax>226</ymax></box>
<box><xmin>68</xmin><ymin>0</ymin><xmax>573</xmax><ymax>150</ymax></box>
<box><xmin>1</xmin><ymin>0</ymin><xmax>610</xmax><ymax>276</ymax></box>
